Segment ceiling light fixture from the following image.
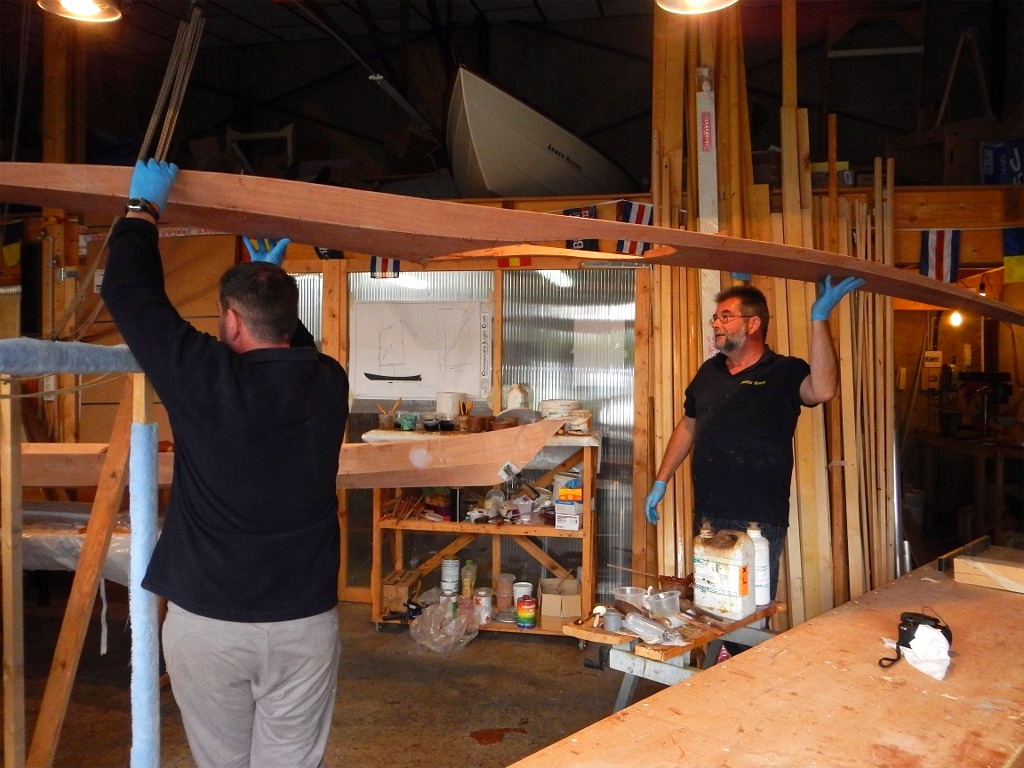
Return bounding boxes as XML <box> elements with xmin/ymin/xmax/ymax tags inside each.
<box><xmin>949</xmin><ymin>310</ymin><xmax>963</xmax><ymax>327</ymax></box>
<box><xmin>37</xmin><ymin>0</ymin><xmax>121</xmax><ymax>23</ymax></box>
<box><xmin>655</xmin><ymin>0</ymin><xmax>740</xmax><ymax>15</ymax></box>
<box><xmin>978</xmin><ymin>281</ymin><xmax>987</xmax><ymax>297</ymax></box>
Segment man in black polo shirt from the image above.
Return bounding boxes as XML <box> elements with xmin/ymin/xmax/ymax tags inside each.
<box><xmin>644</xmin><ymin>279</ymin><xmax>861</xmax><ymax>598</ymax></box>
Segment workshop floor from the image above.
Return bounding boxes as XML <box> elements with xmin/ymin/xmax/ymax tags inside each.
<box><xmin>13</xmin><ymin>574</ymin><xmax>662</xmax><ymax>768</ymax></box>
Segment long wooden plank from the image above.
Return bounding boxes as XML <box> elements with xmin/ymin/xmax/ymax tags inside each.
<box><xmin>21</xmin><ymin>443</ymin><xmax>174</xmax><ymax>488</ymax></box>
<box><xmin>2</xmin><ymin>162</ymin><xmax>1021</xmax><ymax>324</ymax></box>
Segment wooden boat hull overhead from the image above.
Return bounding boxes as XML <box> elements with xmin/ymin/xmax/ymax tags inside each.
<box><xmin>1</xmin><ymin>162</ymin><xmax>1022</xmax><ymax>325</ymax></box>
<box><xmin>446</xmin><ymin>67</ymin><xmax>637</xmax><ymax>198</ymax></box>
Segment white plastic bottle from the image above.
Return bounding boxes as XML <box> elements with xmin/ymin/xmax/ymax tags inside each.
<box><xmin>748</xmin><ymin>522</ymin><xmax>771</xmax><ymax>606</ymax></box>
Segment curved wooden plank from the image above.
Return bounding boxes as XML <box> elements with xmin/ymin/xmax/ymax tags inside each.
<box><xmin>337</xmin><ymin>419</ymin><xmax>565</xmax><ymax>488</ymax></box>
<box><xmin>1</xmin><ymin>162</ymin><xmax>1021</xmax><ymax>325</ymax></box>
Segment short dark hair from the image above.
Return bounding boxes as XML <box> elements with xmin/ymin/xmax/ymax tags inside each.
<box><xmin>715</xmin><ymin>284</ymin><xmax>770</xmax><ymax>340</ymax></box>
<box><xmin>219</xmin><ymin>261</ymin><xmax>299</xmax><ymax>343</ymax></box>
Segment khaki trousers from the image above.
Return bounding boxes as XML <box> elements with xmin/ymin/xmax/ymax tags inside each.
<box><xmin>163</xmin><ymin>603</ymin><xmax>341</xmax><ymax>768</ymax></box>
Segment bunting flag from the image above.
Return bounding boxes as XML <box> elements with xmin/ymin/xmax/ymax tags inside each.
<box><xmin>1004</xmin><ymin>227</ymin><xmax>1024</xmax><ymax>284</ymax></box>
<box><xmin>314</xmin><ymin>245</ymin><xmax>343</xmax><ymax>260</ymax></box>
<box><xmin>497</xmin><ymin>256</ymin><xmax>532</xmax><ymax>269</ymax></box>
<box><xmin>564</xmin><ymin>205</ymin><xmax>598</xmax><ymax>251</ymax></box>
<box><xmin>616</xmin><ymin>201</ymin><xmax>653</xmax><ymax>255</ymax></box>
<box><xmin>370</xmin><ymin>256</ymin><xmax>400</xmax><ymax>278</ymax></box>
<box><xmin>919</xmin><ymin>229</ymin><xmax>960</xmax><ymax>283</ymax></box>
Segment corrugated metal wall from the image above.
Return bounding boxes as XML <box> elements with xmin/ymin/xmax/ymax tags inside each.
<box><xmin>344</xmin><ymin>269</ymin><xmax>635</xmax><ymax>600</ymax></box>
<box><xmin>503</xmin><ymin>269</ymin><xmax>635</xmax><ymax>599</ymax></box>
<box><xmin>293</xmin><ymin>272</ymin><xmax>323</xmax><ymax>346</ymax></box>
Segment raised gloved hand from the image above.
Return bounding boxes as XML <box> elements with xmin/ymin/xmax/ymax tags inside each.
<box><xmin>644</xmin><ymin>480</ymin><xmax>667</xmax><ymax>524</ymax></box>
<box><xmin>811</xmin><ymin>275</ymin><xmax>865</xmax><ymax>321</ymax></box>
<box><xmin>128</xmin><ymin>159</ymin><xmax>178</xmax><ymax>210</ymax></box>
<box><xmin>243</xmin><ymin>237</ymin><xmax>291</xmax><ymax>267</ymax></box>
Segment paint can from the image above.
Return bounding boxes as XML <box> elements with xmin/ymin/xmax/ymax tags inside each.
<box><xmin>439</xmin><ymin>589</ymin><xmax>458</xmax><ymax>618</ymax></box>
<box><xmin>473</xmin><ymin>587</ymin><xmax>494</xmax><ymax>625</ymax></box>
<box><xmin>516</xmin><ymin>594</ymin><xmax>537</xmax><ymax>629</ymax></box>
<box><xmin>512</xmin><ymin>581</ymin><xmax>533</xmax><ymax>604</ymax></box>
<box><xmin>441</xmin><ymin>558</ymin><xmax>460</xmax><ymax>594</ymax></box>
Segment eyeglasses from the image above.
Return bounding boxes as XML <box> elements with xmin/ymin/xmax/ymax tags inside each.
<box><xmin>709</xmin><ymin>313</ymin><xmax>755</xmax><ymax>325</ymax></box>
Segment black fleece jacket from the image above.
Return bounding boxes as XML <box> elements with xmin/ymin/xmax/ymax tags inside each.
<box><xmin>102</xmin><ymin>218</ymin><xmax>349</xmax><ymax>622</ymax></box>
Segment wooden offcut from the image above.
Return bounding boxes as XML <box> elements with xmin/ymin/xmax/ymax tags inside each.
<box><xmin>953</xmin><ymin>545</ymin><xmax>1024</xmax><ymax>594</ymax></box>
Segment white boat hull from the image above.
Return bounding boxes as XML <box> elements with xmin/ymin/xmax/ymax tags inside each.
<box><xmin>447</xmin><ymin>67</ymin><xmax>636</xmax><ymax>198</ymax></box>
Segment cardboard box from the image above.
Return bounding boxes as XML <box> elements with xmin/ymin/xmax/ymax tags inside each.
<box><xmin>554</xmin><ymin>501</ymin><xmax>583</xmax><ymax>530</ymax></box>
<box><xmin>381</xmin><ymin>569</ymin><xmax>421</xmax><ymax>615</ymax></box>
<box><xmin>552</xmin><ymin>471</ymin><xmax>580</xmax><ymax>498</ymax></box>
<box><xmin>539</xmin><ymin>577</ymin><xmax>582</xmax><ymax>631</ymax></box>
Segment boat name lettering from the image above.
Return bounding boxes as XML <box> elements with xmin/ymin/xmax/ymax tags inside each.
<box><xmin>547</xmin><ymin>144</ymin><xmax>582</xmax><ymax>172</ymax></box>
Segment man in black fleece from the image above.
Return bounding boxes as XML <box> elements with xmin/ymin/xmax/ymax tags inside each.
<box><xmin>102</xmin><ymin>159</ymin><xmax>349</xmax><ymax>768</ymax></box>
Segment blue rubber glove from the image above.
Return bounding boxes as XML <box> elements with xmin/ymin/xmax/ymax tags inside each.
<box><xmin>128</xmin><ymin>159</ymin><xmax>178</xmax><ymax>210</ymax></box>
<box><xmin>243</xmin><ymin>237</ymin><xmax>290</xmax><ymax>267</ymax></box>
<box><xmin>811</xmin><ymin>275</ymin><xmax>865</xmax><ymax>321</ymax></box>
<box><xmin>645</xmin><ymin>480</ymin><xmax>667</xmax><ymax>524</ymax></box>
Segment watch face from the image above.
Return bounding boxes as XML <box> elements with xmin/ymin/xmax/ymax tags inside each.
<box><xmin>126</xmin><ymin>199</ymin><xmax>157</xmax><ymax>218</ymax></box>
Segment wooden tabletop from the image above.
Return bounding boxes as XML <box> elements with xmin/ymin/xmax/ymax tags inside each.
<box><xmin>510</xmin><ymin>563</ymin><xmax>1024</xmax><ymax>768</ymax></box>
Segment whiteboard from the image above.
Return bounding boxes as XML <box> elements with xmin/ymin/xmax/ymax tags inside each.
<box><xmin>350</xmin><ymin>300</ymin><xmax>491</xmax><ymax>400</ymax></box>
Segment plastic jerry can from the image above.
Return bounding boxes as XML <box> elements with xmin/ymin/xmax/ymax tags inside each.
<box><xmin>747</xmin><ymin>522</ymin><xmax>771</xmax><ymax>606</ymax></box>
<box><xmin>692</xmin><ymin>522</ymin><xmax>756</xmax><ymax>620</ymax></box>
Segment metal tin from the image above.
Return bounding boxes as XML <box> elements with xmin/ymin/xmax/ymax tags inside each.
<box><xmin>439</xmin><ymin>589</ymin><xmax>458</xmax><ymax>617</ymax></box>
<box><xmin>516</xmin><ymin>594</ymin><xmax>537</xmax><ymax>629</ymax></box>
<box><xmin>473</xmin><ymin>587</ymin><xmax>494</xmax><ymax>625</ymax></box>
<box><xmin>441</xmin><ymin>558</ymin><xmax>460</xmax><ymax>584</ymax></box>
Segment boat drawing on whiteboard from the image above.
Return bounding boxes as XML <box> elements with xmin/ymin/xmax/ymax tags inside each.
<box><xmin>446</xmin><ymin>67</ymin><xmax>637</xmax><ymax>198</ymax></box>
<box><xmin>363</xmin><ymin>372</ymin><xmax>422</xmax><ymax>381</ymax></box>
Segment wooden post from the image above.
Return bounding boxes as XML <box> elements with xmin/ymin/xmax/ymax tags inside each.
<box><xmin>2</xmin><ymin>377</ymin><xmax>27</xmax><ymax>768</ymax></box>
<box><xmin>27</xmin><ymin>381</ymin><xmax>134</xmax><ymax>768</ymax></box>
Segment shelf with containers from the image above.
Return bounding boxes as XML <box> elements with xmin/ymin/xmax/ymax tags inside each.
<box><xmin>362</xmin><ymin>427</ymin><xmax>602</xmax><ymax>634</ymax></box>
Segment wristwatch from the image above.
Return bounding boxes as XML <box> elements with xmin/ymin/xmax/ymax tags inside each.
<box><xmin>125</xmin><ymin>197</ymin><xmax>160</xmax><ymax>221</ymax></box>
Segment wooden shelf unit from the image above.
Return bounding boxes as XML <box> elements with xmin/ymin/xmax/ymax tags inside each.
<box><xmin>364</xmin><ymin>429</ymin><xmax>601</xmax><ymax>635</ymax></box>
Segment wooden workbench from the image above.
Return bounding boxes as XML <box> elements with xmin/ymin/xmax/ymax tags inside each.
<box><xmin>509</xmin><ymin>562</ymin><xmax>1024</xmax><ymax>768</ymax></box>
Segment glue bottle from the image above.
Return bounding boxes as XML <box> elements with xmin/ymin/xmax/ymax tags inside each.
<box><xmin>748</xmin><ymin>522</ymin><xmax>771</xmax><ymax>606</ymax></box>
<box><xmin>461</xmin><ymin>559</ymin><xmax>477</xmax><ymax>598</ymax></box>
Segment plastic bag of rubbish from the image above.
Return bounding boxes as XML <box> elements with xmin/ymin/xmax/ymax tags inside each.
<box><xmin>410</xmin><ymin>602</ymin><xmax>479</xmax><ymax>653</ymax></box>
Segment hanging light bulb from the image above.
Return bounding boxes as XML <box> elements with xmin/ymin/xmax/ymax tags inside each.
<box><xmin>37</xmin><ymin>0</ymin><xmax>121</xmax><ymax>23</ymax></box>
<box><xmin>978</xmin><ymin>281</ymin><xmax>987</xmax><ymax>297</ymax></box>
<box><xmin>949</xmin><ymin>311</ymin><xmax>963</xmax><ymax>327</ymax></box>
<box><xmin>655</xmin><ymin>0</ymin><xmax>740</xmax><ymax>14</ymax></box>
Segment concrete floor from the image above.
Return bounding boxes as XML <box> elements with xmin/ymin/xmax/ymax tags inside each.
<box><xmin>13</xmin><ymin>574</ymin><xmax>663</xmax><ymax>768</ymax></box>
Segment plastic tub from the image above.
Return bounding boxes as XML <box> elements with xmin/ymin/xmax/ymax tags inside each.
<box><xmin>611</xmin><ymin>586</ymin><xmax>647</xmax><ymax>610</ymax></box>
<box><xmin>644</xmin><ymin>589</ymin><xmax>680</xmax><ymax>618</ymax></box>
